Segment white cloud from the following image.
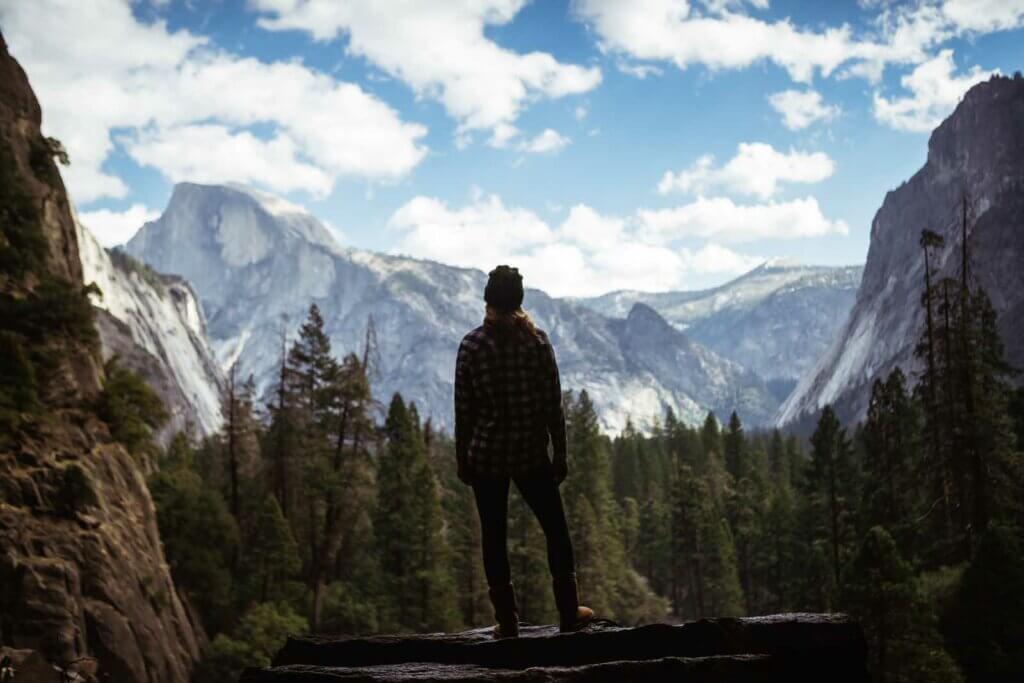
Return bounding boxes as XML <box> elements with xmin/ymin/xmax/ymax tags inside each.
<box><xmin>0</xmin><ymin>0</ymin><xmax>427</xmax><ymax>203</ymax></box>
<box><xmin>250</xmin><ymin>0</ymin><xmax>601</xmax><ymax>139</ymax></box>
<box><xmin>78</xmin><ymin>204</ymin><xmax>160</xmax><ymax>247</ymax></box>
<box><xmin>939</xmin><ymin>0</ymin><xmax>1024</xmax><ymax>34</ymax></box>
<box><xmin>123</xmin><ymin>124</ymin><xmax>335</xmax><ymax>194</ymax></box>
<box><xmin>873</xmin><ymin>49</ymin><xmax>996</xmax><ymax>132</ymax></box>
<box><xmin>638</xmin><ymin>196</ymin><xmax>848</xmax><ymax>243</ymax></box>
<box><xmin>682</xmin><ymin>243</ymin><xmax>763</xmax><ymax>274</ymax></box>
<box><xmin>387</xmin><ymin>192</ymin><xmax>841</xmax><ymax>296</ymax></box>
<box><xmin>575</xmin><ymin>0</ymin><xmax>1022</xmax><ymax>88</ymax></box>
<box><xmin>657</xmin><ymin>143</ymin><xmax>835</xmax><ymax>199</ymax></box>
<box><xmin>574</xmin><ymin>0</ymin><xmax>864</xmax><ymax>83</ymax></box>
<box><xmin>519</xmin><ymin>129</ymin><xmax>571</xmax><ymax>154</ymax></box>
<box><xmin>768</xmin><ymin>89</ymin><xmax>841</xmax><ymax>130</ymax></box>
<box><xmin>615</xmin><ymin>61</ymin><xmax>664</xmax><ymax>79</ymax></box>
<box><xmin>488</xmin><ymin>126</ymin><xmax>571</xmax><ymax>154</ymax></box>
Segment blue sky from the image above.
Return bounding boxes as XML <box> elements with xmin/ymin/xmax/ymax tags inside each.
<box><xmin>3</xmin><ymin>0</ymin><xmax>1023</xmax><ymax>296</ymax></box>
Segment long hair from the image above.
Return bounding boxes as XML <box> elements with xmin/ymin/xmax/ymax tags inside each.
<box><xmin>484</xmin><ymin>305</ymin><xmax>544</xmax><ymax>344</ymax></box>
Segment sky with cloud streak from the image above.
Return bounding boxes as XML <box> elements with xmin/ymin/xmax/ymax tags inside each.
<box><xmin>2</xmin><ymin>0</ymin><xmax>1022</xmax><ymax>296</ymax></box>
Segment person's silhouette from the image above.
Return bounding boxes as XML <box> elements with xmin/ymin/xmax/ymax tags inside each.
<box><xmin>454</xmin><ymin>265</ymin><xmax>594</xmax><ymax>639</ymax></box>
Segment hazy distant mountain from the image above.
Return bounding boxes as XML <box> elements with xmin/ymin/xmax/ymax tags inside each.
<box><xmin>577</xmin><ymin>262</ymin><xmax>863</xmax><ymax>398</ymax></box>
<box><xmin>777</xmin><ymin>74</ymin><xmax>1024</xmax><ymax>427</ymax></box>
<box><xmin>125</xmin><ymin>183</ymin><xmax>779</xmax><ymax>433</ymax></box>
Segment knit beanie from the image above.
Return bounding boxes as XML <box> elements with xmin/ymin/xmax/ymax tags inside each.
<box><xmin>484</xmin><ymin>265</ymin><xmax>524</xmax><ymax>312</ymax></box>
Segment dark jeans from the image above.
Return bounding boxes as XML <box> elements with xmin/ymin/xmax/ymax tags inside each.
<box><xmin>472</xmin><ymin>465</ymin><xmax>576</xmax><ymax>588</ymax></box>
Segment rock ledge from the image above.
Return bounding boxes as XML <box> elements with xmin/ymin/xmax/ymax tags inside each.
<box><xmin>240</xmin><ymin>613</ymin><xmax>867</xmax><ymax>682</ymax></box>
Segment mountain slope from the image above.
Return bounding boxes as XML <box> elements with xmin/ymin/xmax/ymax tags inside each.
<box><xmin>126</xmin><ymin>183</ymin><xmax>778</xmax><ymax>431</ymax></box>
<box><xmin>778</xmin><ymin>74</ymin><xmax>1024</xmax><ymax>426</ymax></box>
<box><xmin>76</xmin><ymin>217</ymin><xmax>224</xmax><ymax>441</ymax></box>
<box><xmin>0</xmin><ymin>34</ymin><xmax>202</xmax><ymax>682</ymax></box>
<box><xmin>579</xmin><ymin>262</ymin><xmax>862</xmax><ymax>391</ymax></box>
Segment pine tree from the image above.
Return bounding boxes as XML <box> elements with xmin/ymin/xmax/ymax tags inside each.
<box><xmin>805</xmin><ymin>406</ymin><xmax>858</xmax><ymax>606</ymax></box>
<box><xmin>844</xmin><ymin>527</ymin><xmax>962</xmax><ymax>683</ymax></box>
<box><xmin>375</xmin><ymin>394</ymin><xmax>458</xmax><ymax>632</ymax></box>
<box><xmin>238</xmin><ymin>495</ymin><xmax>302</xmax><ymax>607</ymax></box>
<box><xmin>861</xmin><ymin>369</ymin><xmax>921</xmax><ymax>555</ymax></box>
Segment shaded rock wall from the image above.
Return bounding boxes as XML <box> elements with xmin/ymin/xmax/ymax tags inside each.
<box><xmin>0</xmin><ymin>31</ymin><xmax>204</xmax><ymax>683</ymax></box>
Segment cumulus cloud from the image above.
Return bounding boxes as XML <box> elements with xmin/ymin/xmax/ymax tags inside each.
<box><xmin>387</xmin><ymin>191</ymin><xmax>845</xmax><ymax>296</ymax></box>
<box><xmin>519</xmin><ymin>129</ymin><xmax>571</xmax><ymax>154</ymax></box>
<box><xmin>250</xmin><ymin>0</ymin><xmax>601</xmax><ymax>139</ymax></box>
<box><xmin>78</xmin><ymin>204</ymin><xmax>161</xmax><ymax>247</ymax></box>
<box><xmin>0</xmin><ymin>0</ymin><xmax>428</xmax><ymax>204</ymax></box>
<box><xmin>657</xmin><ymin>143</ymin><xmax>836</xmax><ymax>199</ymax></box>
<box><xmin>937</xmin><ymin>0</ymin><xmax>1024</xmax><ymax>34</ymax></box>
<box><xmin>768</xmin><ymin>89</ymin><xmax>841</xmax><ymax>130</ymax></box>
<box><xmin>638</xmin><ymin>196</ymin><xmax>848</xmax><ymax>244</ymax></box>
<box><xmin>488</xmin><ymin>126</ymin><xmax>571</xmax><ymax>154</ymax></box>
<box><xmin>574</xmin><ymin>0</ymin><xmax>1023</xmax><ymax>87</ymax></box>
<box><xmin>873</xmin><ymin>49</ymin><xmax>996</xmax><ymax>132</ymax></box>
<box><xmin>574</xmin><ymin>0</ymin><xmax>865</xmax><ymax>83</ymax></box>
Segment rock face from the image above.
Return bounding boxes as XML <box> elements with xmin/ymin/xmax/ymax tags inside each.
<box><xmin>126</xmin><ymin>183</ymin><xmax>778</xmax><ymax>431</ymax></box>
<box><xmin>579</xmin><ymin>262</ymin><xmax>863</xmax><ymax>394</ymax></box>
<box><xmin>778</xmin><ymin>74</ymin><xmax>1024</xmax><ymax>426</ymax></box>
<box><xmin>77</xmin><ymin>217</ymin><xmax>225</xmax><ymax>442</ymax></box>
<box><xmin>0</xmin><ymin>33</ymin><xmax>204</xmax><ymax>682</ymax></box>
<box><xmin>239</xmin><ymin>613</ymin><xmax>868</xmax><ymax>682</ymax></box>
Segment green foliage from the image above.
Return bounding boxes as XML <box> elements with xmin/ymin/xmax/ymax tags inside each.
<box><xmin>375</xmin><ymin>393</ymin><xmax>459</xmax><ymax>633</ymax></box>
<box><xmin>29</xmin><ymin>135</ymin><xmax>66</xmax><ymax>188</ymax></box>
<box><xmin>844</xmin><ymin>527</ymin><xmax>962</xmax><ymax>683</ymax></box>
<box><xmin>236</xmin><ymin>496</ymin><xmax>302</xmax><ymax>608</ymax></box>
<box><xmin>192</xmin><ymin>602</ymin><xmax>307</xmax><ymax>683</ymax></box>
<box><xmin>319</xmin><ymin>581</ymin><xmax>379</xmax><ymax>635</ymax></box>
<box><xmin>0</xmin><ymin>140</ymin><xmax>47</xmax><ymax>279</ymax></box>
<box><xmin>149</xmin><ymin>455</ymin><xmax>239</xmax><ymax>634</ymax></box>
<box><xmin>0</xmin><ymin>330</ymin><xmax>39</xmax><ymax>442</ymax></box>
<box><xmin>97</xmin><ymin>357</ymin><xmax>167</xmax><ymax>458</ymax></box>
<box><xmin>944</xmin><ymin>525</ymin><xmax>1024</xmax><ymax>681</ymax></box>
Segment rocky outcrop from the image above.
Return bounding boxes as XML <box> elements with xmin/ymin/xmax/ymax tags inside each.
<box><xmin>0</xmin><ymin>32</ymin><xmax>204</xmax><ymax>682</ymax></box>
<box><xmin>77</xmin><ymin>217</ymin><xmax>225</xmax><ymax>443</ymax></box>
<box><xmin>240</xmin><ymin>614</ymin><xmax>867</xmax><ymax>682</ymax></box>
<box><xmin>778</xmin><ymin>74</ymin><xmax>1024</xmax><ymax>426</ymax></box>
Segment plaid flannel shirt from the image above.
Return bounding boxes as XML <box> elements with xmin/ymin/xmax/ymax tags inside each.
<box><xmin>454</xmin><ymin>324</ymin><xmax>567</xmax><ymax>479</ymax></box>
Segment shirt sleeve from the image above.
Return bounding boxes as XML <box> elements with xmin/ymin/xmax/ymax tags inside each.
<box><xmin>542</xmin><ymin>335</ymin><xmax>567</xmax><ymax>460</ymax></box>
<box><xmin>454</xmin><ymin>339</ymin><xmax>476</xmax><ymax>468</ymax></box>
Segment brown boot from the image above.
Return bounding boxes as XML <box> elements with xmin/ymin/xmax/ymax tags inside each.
<box><xmin>488</xmin><ymin>582</ymin><xmax>520</xmax><ymax>639</ymax></box>
<box><xmin>552</xmin><ymin>573</ymin><xmax>595</xmax><ymax>633</ymax></box>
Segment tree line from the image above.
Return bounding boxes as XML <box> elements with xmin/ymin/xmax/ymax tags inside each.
<box><xmin>131</xmin><ymin>198</ymin><xmax>1022</xmax><ymax>683</ymax></box>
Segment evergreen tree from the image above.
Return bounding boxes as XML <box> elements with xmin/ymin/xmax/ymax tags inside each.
<box><xmin>237</xmin><ymin>495</ymin><xmax>302</xmax><ymax>607</ymax></box>
<box><xmin>804</xmin><ymin>406</ymin><xmax>857</xmax><ymax>607</ymax></box>
<box><xmin>845</xmin><ymin>527</ymin><xmax>962</xmax><ymax>683</ymax></box>
<box><xmin>861</xmin><ymin>369</ymin><xmax>921</xmax><ymax>554</ymax></box>
<box><xmin>375</xmin><ymin>393</ymin><xmax>458</xmax><ymax>632</ymax></box>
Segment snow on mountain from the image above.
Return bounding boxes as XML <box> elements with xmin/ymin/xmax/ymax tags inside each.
<box><xmin>126</xmin><ymin>182</ymin><xmax>779</xmax><ymax>433</ymax></box>
<box><xmin>578</xmin><ymin>263</ymin><xmax>863</xmax><ymax>392</ymax></box>
<box><xmin>76</xmin><ymin>215</ymin><xmax>225</xmax><ymax>441</ymax></box>
<box><xmin>777</xmin><ymin>74</ymin><xmax>1024</xmax><ymax>427</ymax></box>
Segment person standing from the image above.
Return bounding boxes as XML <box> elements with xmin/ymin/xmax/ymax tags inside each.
<box><xmin>454</xmin><ymin>265</ymin><xmax>594</xmax><ymax>639</ymax></box>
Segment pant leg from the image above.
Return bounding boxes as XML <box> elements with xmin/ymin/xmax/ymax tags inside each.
<box><xmin>514</xmin><ymin>466</ymin><xmax>576</xmax><ymax>578</ymax></box>
<box><xmin>472</xmin><ymin>476</ymin><xmax>512</xmax><ymax>588</ymax></box>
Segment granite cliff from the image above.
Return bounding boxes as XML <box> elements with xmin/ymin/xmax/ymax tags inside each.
<box><xmin>0</xmin><ymin>33</ymin><xmax>203</xmax><ymax>683</ymax></box>
<box><xmin>778</xmin><ymin>74</ymin><xmax>1024</xmax><ymax>426</ymax></box>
